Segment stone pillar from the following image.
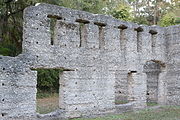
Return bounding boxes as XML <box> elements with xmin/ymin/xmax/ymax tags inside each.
<box><xmin>158</xmin><ymin>70</ymin><xmax>167</xmax><ymax>105</ymax></box>
<box><xmin>128</xmin><ymin>72</ymin><xmax>147</xmax><ymax>109</ymax></box>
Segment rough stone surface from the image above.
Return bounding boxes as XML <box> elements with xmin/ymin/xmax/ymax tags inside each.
<box><xmin>0</xmin><ymin>3</ymin><xmax>180</xmax><ymax>120</ymax></box>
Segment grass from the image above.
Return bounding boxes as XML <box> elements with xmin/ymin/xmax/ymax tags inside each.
<box><xmin>36</xmin><ymin>94</ymin><xmax>180</xmax><ymax>120</ymax></box>
<box><xmin>73</xmin><ymin>106</ymin><xmax>180</xmax><ymax>120</ymax></box>
<box><xmin>115</xmin><ymin>100</ymin><xmax>129</xmax><ymax>105</ymax></box>
<box><xmin>147</xmin><ymin>102</ymin><xmax>158</xmax><ymax>106</ymax></box>
<box><xmin>36</xmin><ymin>93</ymin><xmax>59</xmax><ymax>114</ymax></box>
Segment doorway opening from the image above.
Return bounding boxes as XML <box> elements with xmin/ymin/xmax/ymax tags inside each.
<box><xmin>115</xmin><ymin>71</ymin><xmax>131</xmax><ymax>105</ymax></box>
<box><xmin>144</xmin><ymin>60</ymin><xmax>163</xmax><ymax>106</ymax></box>
<box><xmin>35</xmin><ymin>68</ymin><xmax>63</xmax><ymax>114</ymax></box>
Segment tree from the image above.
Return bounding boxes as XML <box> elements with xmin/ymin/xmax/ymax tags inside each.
<box><xmin>0</xmin><ymin>0</ymin><xmax>114</xmax><ymax>94</ymax></box>
<box><xmin>0</xmin><ymin>0</ymin><xmax>31</xmax><ymax>56</ymax></box>
<box><xmin>37</xmin><ymin>69</ymin><xmax>63</xmax><ymax>93</ymax></box>
<box><xmin>110</xmin><ymin>3</ymin><xmax>133</xmax><ymax>21</ymax></box>
<box><xmin>133</xmin><ymin>16</ymin><xmax>149</xmax><ymax>25</ymax></box>
<box><xmin>127</xmin><ymin>0</ymin><xmax>175</xmax><ymax>25</ymax></box>
<box><xmin>0</xmin><ymin>0</ymin><xmax>179</xmax><ymax>94</ymax></box>
<box><xmin>158</xmin><ymin>0</ymin><xmax>180</xmax><ymax>26</ymax></box>
<box><xmin>159</xmin><ymin>12</ymin><xmax>176</xmax><ymax>27</ymax></box>
<box><xmin>98</xmin><ymin>0</ymin><xmax>132</xmax><ymax>21</ymax></box>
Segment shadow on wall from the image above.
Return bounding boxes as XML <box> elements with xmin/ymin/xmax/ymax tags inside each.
<box><xmin>143</xmin><ymin>60</ymin><xmax>166</xmax><ymax>105</ymax></box>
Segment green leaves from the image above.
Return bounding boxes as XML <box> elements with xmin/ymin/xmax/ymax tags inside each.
<box><xmin>175</xmin><ymin>17</ymin><xmax>180</xmax><ymax>24</ymax></box>
<box><xmin>0</xmin><ymin>42</ymin><xmax>20</xmax><ymax>56</ymax></box>
<box><xmin>110</xmin><ymin>3</ymin><xmax>133</xmax><ymax>21</ymax></box>
<box><xmin>159</xmin><ymin>12</ymin><xmax>177</xmax><ymax>27</ymax></box>
<box><xmin>37</xmin><ymin>69</ymin><xmax>63</xmax><ymax>93</ymax></box>
<box><xmin>58</xmin><ymin>0</ymin><xmax>107</xmax><ymax>14</ymax></box>
<box><xmin>0</xmin><ymin>47</ymin><xmax>12</xmax><ymax>56</ymax></box>
<box><xmin>111</xmin><ymin>8</ymin><xmax>132</xmax><ymax>21</ymax></box>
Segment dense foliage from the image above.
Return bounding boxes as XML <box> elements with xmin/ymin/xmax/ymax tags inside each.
<box><xmin>0</xmin><ymin>0</ymin><xmax>179</xmax><ymax>93</ymax></box>
<box><xmin>36</xmin><ymin>69</ymin><xmax>63</xmax><ymax>93</ymax></box>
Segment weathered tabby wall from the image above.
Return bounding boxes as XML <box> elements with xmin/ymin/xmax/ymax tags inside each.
<box><xmin>0</xmin><ymin>3</ymin><xmax>180</xmax><ymax>120</ymax></box>
<box><xmin>0</xmin><ymin>55</ymin><xmax>37</xmax><ymax>120</ymax></box>
<box><xmin>165</xmin><ymin>25</ymin><xmax>180</xmax><ymax>105</ymax></box>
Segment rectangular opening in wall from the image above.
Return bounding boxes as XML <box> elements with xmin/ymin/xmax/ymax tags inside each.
<box><xmin>119</xmin><ymin>29</ymin><xmax>125</xmax><ymax>51</ymax></box>
<box><xmin>149</xmin><ymin>30</ymin><xmax>158</xmax><ymax>53</ymax></box>
<box><xmin>137</xmin><ymin>32</ymin><xmax>141</xmax><ymax>52</ymax></box>
<box><xmin>115</xmin><ymin>71</ymin><xmax>130</xmax><ymax>105</ymax></box>
<box><xmin>118</xmin><ymin>25</ymin><xmax>128</xmax><ymax>60</ymax></box>
<box><xmin>98</xmin><ymin>26</ymin><xmax>105</xmax><ymax>49</ymax></box>
<box><xmin>79</xmin><ymin>23</ymin><xmax>87</xmax><ymax>47</ymax></box>
<box><xmin>36</xmin><ymin>68</ymin><xmax>63</xmax><ymax>114</ymax></box>
<box><xmin>94</xmin><ymin>22</ymin><xmax>106</xmax><ymax>49</ymax></box>
<box><xmin>134</xmin><ymin>27</ymin><xmax>143</xmax><ymax>53</ymax></box>
<box><xmin>47</xmin><ymin>15</ymin><xmax>62</xmax><ymax>45</ymax></box>
<box><xmin>146</xmin><ymin>72</ymin><xmax>159</xmax><ymax>107</ymax></box>
<box><xmin>76</xmin><ymin>19</ymin><xmax>90</xmax><ymax>47</ymax></box>
<box><xmin>144</xmin><ymin>61</ymin><xmax>161</xmax><ymax>107</ymax></box>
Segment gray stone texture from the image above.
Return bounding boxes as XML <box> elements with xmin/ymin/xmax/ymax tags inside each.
<box><xmin>0</xmin><ymin>3</ymin><xmax>180</xmax><ymax>120</ymax></box>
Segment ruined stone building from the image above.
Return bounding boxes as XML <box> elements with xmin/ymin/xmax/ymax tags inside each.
<box><xmin>0</xmin><ymin>3</ymin><xmax>180</xmax><ymax>120</ymax></box>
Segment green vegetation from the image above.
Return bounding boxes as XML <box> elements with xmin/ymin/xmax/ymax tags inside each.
<box><xmin>0</xmin><ymin>0</ymin><xmax>180</xmax><ymax>94</ymax></box>
<box><xmin>111</xmin><ymin>3</ymin><xmax>132</xmax><ymax>22</ymax></box>
<box><xmin>36</xmin><ymin>69</ymin><xmax>61</xmax><ymax>113</ymax></box>
<box><xmin>147</xmin><ymin>102</ymin><xmax>158</xmax><ymax>107</ymax></box>
<box><xmin>159</xmin><ymin>12</ymin><xmax>177</xmax><ymax>27</ymax></box>
<box><xmin>72</xmin><ymin>106</ymin><xmax>180</xmax><ymax>120</ymax></box>
<box><xmin>37</xmin><ymin>92</ymin><xmax>59</xmax><ymax>99</ymax></box>
<box><xmin>1</xmin><ymin>1</ymin><xmax>179</xmax><ymax>116</ymax></box>
<box><xmin>36</xmin><ymin>69</ymin><xmax>63</xmax><ymax>93</ymax></box>
<box><xmin>115</xmin><ymin>100</ymin><xmax>129</xmax><ymax>105</ymax></box>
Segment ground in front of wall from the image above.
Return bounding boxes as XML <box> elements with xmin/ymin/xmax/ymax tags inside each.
<box><xmin>37</xmin><ymin>95</ymin><xmax>180</xmax><ymax>120</ymax></box>
<box><xmin>73</xmin><ymin>106</ymin><xmax>180</xmax><ymax>120</ymax></box>
<box><xmin>37</xmin><ymin>93</ymin><xmax>59</xmax><ymax>114</ymax></box>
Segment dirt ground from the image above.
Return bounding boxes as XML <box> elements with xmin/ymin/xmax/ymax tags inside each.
<box><xmin>37</xmin><ymin>94</ymin><xmax>59</xmax><ymax>114</ymax></box>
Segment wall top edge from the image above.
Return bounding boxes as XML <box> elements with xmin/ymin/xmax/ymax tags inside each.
<box><xmin>24</xmin><ymin>3</ymin><xmax>178</xmax><ymax>31</ymax></box>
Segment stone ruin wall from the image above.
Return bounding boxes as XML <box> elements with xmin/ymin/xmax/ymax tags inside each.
<box><xmin>0</xmin><ymin>3</ymin><xmax>180</xmax><ymax>120</ymax></box>
<box><xmin>165</xmin><ymin>25</ymin><xmax>180</xmax><ymax>105</ymax></box>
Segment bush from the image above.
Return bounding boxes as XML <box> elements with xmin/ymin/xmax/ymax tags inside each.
<box><xmin>36</xmin><ymin>69</ymin><xmax>63</xmax><ymax>93</ymax></box>
<box><xmin>158</xmin><ymin>13</ymin><xmax>176</xmax><ymax>27</ymax></box>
